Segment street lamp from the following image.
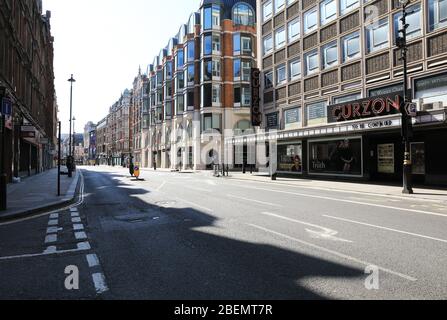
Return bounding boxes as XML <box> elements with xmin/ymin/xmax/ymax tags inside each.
<box><xmin>68</xmin><ymin>74</ymin><xmax>76</xmax><ymax>178</ymax></box>
<box><xmin>397</xmin><ymin>0</ymin><xmax>414</xmax><ymax>194</ymax></box>
<box><xmin>72</xmin><ymin>116</ymin><xmax>76</xmax><ymax>164</ymax></box>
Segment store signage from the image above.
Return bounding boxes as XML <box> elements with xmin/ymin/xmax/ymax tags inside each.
<box><xmin>1</xmin><ymin>97</ymin><xmax>12</xmax><ymax>116</ymax></box>
<box><xmin>415</xmin><ymin>73</ymin><xmax>447</xmax><ymax>92</ymax></box>
<box><xmin>285</xmin><ymin>108</ymin><xmax>300</xmax><ymax>124</ymax></box>
<box><xmin>21</xmin><ymin>125</ymin><xmax>35</xmax><ymax>132</ymax></box>
<box><xmin>351</xmin><ymin>120</ymin><xmax>394</xmax><ymax>130</ymax></box>
<box><xmin>266</xmin><ymin>112</ymin><xmax>278</xmax><ymax>129</ymax></box>
<box><xmin>251</xmin><ymin>68</ymin><xmax>262</xmax><ymax>127</ymax></box>
<box><xmin>328</xmin><ymin>94</ymin><xmax>403</xmax><ymax>123</ymax></box>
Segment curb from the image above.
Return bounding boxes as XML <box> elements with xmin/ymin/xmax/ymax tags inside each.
<box><xmin>224</xmin><ymin>175</ymin><xmax>447</xmax><ymax>204</ymax></box>
<box><xmin>0</xmin><ymin>170</ymin><xmax>81</xmax><ymax>222</ymax></box>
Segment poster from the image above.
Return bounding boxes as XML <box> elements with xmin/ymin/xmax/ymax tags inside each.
<box><xmin>411</xmin><ymin>142</ymin><xmax>425</xmax><ymax>175</ymax></box>
<box><xmin>309</xmin><ymin>138</ymin><xmax>362</xmax><ymax>175</ymax></box>
<box><xmin>277</xmin><ymin>143</ymin><xmax>302</xmax><ymax>173</ymax></box>
<box><xmin>377</xmin><ymin>144</ymin><xmax>395</xmax><ymax>174</ymax></box>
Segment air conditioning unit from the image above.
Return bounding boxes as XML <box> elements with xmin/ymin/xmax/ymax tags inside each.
<box><xmin>421</xmin><ymin>101</ymin><xmax>444</xmax><ymax>111</ymax></box>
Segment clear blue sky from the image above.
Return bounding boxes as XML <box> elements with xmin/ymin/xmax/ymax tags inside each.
<box><xmin>42</xmin><ymin>0</ymin><xmax>199</xmax><ymax>134</ymax></box>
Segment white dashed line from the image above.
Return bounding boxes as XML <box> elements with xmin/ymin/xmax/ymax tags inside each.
<box><xmin>48</xmin><ymin>219</ymin><xmax>58</xmax><ymax>226</ymax></box>
<box><xmin>44</xmin><ymin>234</ymin><xmax>57</xmax><ymax>244</ymax></box>
<box><xmin>86</xmin><ymin>254</ymin><xmax>100</xmax><ymax>268</ymax></box>
<box><xmin>72</xmin><ymin>217</ymin><xmax>82</xmax><ymax>223</ymax></box>
<box><xmin>75</xmin><ymin>231</ymin><xmax>87</xmax><ymax>240</ymax></box>
<box><xmin>92</xmin><ymin>273</ymin><xmax>109</xmax><ymax>294</ymax></box>
<box><xmin>73</xmin><ymin>224</ymin><xmax>84</xmax><ymax>231</ymax></box>
<box><xmin>46</xmin><ymin>227</ymin><xmax>62</xmax><ymax>234</ymax></box>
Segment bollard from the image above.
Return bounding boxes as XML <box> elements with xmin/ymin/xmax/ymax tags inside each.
<box><xmin>271</xmin><ymin>173</ymin><xmax>277</xmax><ymax>181</ymax></box>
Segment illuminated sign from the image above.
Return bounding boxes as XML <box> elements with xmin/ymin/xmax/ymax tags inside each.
<box><xmin>251</xmin><ymin>68</ymin><xmax>262</xmax><ymax>127</ymax></box>
<box><xmin>328</xmin><ymin>94</ymin><xmax>403</xmax><ymax>123</ymax></box>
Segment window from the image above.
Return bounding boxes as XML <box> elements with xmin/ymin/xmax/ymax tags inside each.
<box><xmin>176</xmin><ymin>95</ymin><xmax>185</xmax><ymax>114</ymax></box>
<box><xmin>241</xmin><ymin>86</ymin><xmax>251</xmax><ymax>106</ymax></box>
<box><xmin>333</xmin><ymin>93</ymin><xmax>362</xmax><ymax>104</ymax></box>
<box><xmin>429</xmin><ymin>0</ymin><xmax>447</xmax><ymax>31</ymax></box>
<box><xmin>187</xmin><ymin>41</ymin><xmax>195</xmax><ymax>62</ymax></box>
<box><xmin>165</xmin><ymin>61</ymin><xmax>173</xmax><ymax>79</ymax></box>
<box><xmin>289</xmin><ymin>59</ymin><xmax>301</xmax><ymax>80</ymax></box>
<box><xmin>320</xmin><ymin>0</ymin><xmax>337</xmax><ymax>25</ymax></box>
<box><xmin>202</xmin><ymin>113</ymin><xmax>221</xmax><ymax>132</ymax></box>
<box><xmin>242</xmin><ymin>61</ymin><xmax>251</xmax><ymax>81</ymax></box>
<box><xmin>263</xmin><ymin>34</ymin><xmax>273</xmax><ymax>55</ymax></box>
<box><xmin>263</xmin><ymin>1</ymin><xmax>273</xmax><ymax>22</ymax></box>
<box><xmin>284</xmin><ymin>107</ymin><xmax>302</xmax><ymax>130</ymax></box>
<box><xmin>204</xmin><ymin>35</ymin><xmax>212</xmax><ymax>55</ymax></box>
<box><xmin>177</xmin><ymin>49</ymin><xmax>184</xmax><ymax>68</ymax></box>
<box><xmin>234</xmin><ymin>59</ymin><xmax>241</xmax><ymax>80</ymax></box>
<box><xmin>203</xmin><ymin>5</ymin><xmax>220</xmax><ymax>30</ymax></box>
<box><xmin>212</xmin><ymin>84</ymin><xmax>221</xmax><ymax>104</ymax></box>
<box><xmin>203</xmin><ymin>59</ymin><xmax>212</xmax><ymax>81</ymax></box>
<box><xmin>156</xmin><ymin>71</ymin><xmax>163</xmax><ymax>87</ymax></box>
<box><xmin>234</xmin><ymin>33</ymin><xmax>241</xmax><ymax>55</ymax></box>
<box><xmin>306</xmin><ymin>101</ymin><xmax>327</xmax><ymax>125</ymax></box>
<box><xmin>187</xmin><ymin>64</ymin><xmax>195</xmax><ymax>84</ymax></box>
<box><xmin>305</xmin><ymin>50</ymin><xmax>319</xmax><ymax>75</ymax></box>
<box><xmin>304</xmin><ymin>8</ymin><xmax>318</xmax><ymax>34</ymax></box>
<box><xmin>275</xmin><ymin>27</ymin><xmax>286</xmax><ymax>49</ymax></box>
<box><xmin>233</xmin><ymin>3</ymin><xmax>255</xmax><ymax>26</ymax></box>
<box><xmin>212</xmin><ymin>59</ymin><xmax>221</xmax><ymax>78</ymax></box>
<box><xmin>342</xmin><ymin>32</ymin><xmax>361</xmax><ymax>62</ymax></box>
<box><xmin>242</xmin><ymin>36</ymin><xmax>252</xmax><ymax>55</ymax></box>
<box><xmin>276</xmin><ymin>64</ymin><xmax>287</xmax><ymax>85</ymax></box>
<box><xmin>275</xmin><ymin>0</ymin><xmax>285</xmax><ymax>13</ymax></box>
<box><xmin>264</xmin><ymin>71</ymin><xmax>273</xmax><ymax>89</ymax></box>
<box><xmin>212</xmin><ymin>34</ymin><xmax>221</xmax><ymax>53</ymax></box>
<box><xmin>366</xmin><ymin>18</ymin><xmax>389</xmax><ymax>53</ymax></box>
<box><xmin>322</xmin><ymin>41</ymin><xmax>338</xmax><ymax>69</ymax></box>
<box><xmin>177</xmin><ymin>72</ymin><xmax>184</xmax><ymax>90</ymax></box>
<box><xmin>340</xmin><ymin>0</ymin><xmax>359</xmax><ymax>16</ymax></box>
<box><xmin>394</xmin><ymin>4</ymin><xmax>421</xmax><ymax>41</ymax></box>
<box><xmin>165</xmin><ymin>101</ymin><xmax>173</xmax><ymax>118</ymax></box>
<box><xmin>288</xmin><ymin>17</ymin><xmax>300</xmax><ymax>43</ymax></box>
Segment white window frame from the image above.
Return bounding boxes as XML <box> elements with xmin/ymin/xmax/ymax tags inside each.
<box><xmin>288</xmin><ymin>17</ymin><xmax>300</xmax><ymax>43</ymax></box>
<box><xmin>275</xmin><ymin>26</ymin><xmax>286</xmax><ymax>49</ymax></box>
<box><xmin>304</xmin><ymin>8</ymin><xmax>318</xmax><ymax>34</ymax></box>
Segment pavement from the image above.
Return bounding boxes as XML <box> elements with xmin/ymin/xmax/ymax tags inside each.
<box><xmin>0</xmin><ymin>167</ymin><xmax>80</xmax><ymax>221</ymax></box>
<box><xmin>1</xmin><ymin>165</ymin><xmax>446</xmax><ymax>299</ymax></box>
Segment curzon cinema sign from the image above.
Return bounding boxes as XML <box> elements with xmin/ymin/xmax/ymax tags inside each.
<box><xmin>328</xmin><ymin>94</ymin><xmax>403</xmax><ymax>123</ymax></box>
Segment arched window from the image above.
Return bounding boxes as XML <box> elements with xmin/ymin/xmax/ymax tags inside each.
<box><xmin>233</xmin><ymin>3</ymin><xmax>255</xmax><ymax>26</ymax></box>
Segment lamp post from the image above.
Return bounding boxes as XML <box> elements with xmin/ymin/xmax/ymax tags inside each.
<box><xmin>397</xmin><ymin>0</ymin><xmax>414</xmax><ymax>194</ymax></box>
<box><xmin>72</xmin><ymin>116</ymin><xmax>76</xmax><ymax>165</ymax></box>
<box><xmin>68</xmin><ymin>74</ymin><xmax>76</xmax><ymax>178</ymax></box>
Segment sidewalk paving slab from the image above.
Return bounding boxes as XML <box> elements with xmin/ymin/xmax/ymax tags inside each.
<box><xmin>0</xmin><ymin>168</ymin><xmax>80</xmax><ymax>222</ymax></box>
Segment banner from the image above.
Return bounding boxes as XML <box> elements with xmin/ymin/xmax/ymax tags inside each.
<box><xmin>251</xmin><ymin>68</ymin><xmax>262</xmax><ymax>127</ymax></box>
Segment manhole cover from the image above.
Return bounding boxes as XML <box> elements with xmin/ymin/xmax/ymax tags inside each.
<box><xmin>155</xmin><ymin>200</ymin><xmax>177</xmax><ymax>208</ymax></box>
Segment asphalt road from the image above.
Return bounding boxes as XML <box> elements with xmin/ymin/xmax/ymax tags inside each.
<box><xmin>1</xmin><ymin>166</ymin><xmax>446</xmax><ymax>299</ymax></box>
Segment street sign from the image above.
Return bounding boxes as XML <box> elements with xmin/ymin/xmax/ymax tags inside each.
<box><xmin>1</xmin><ymin>98</ymin><xmax>12</xmax><ymax>116</ymax></box>
<box><xmin>405</xmin><ymin>102</ymin><xmax>417</xmax><ymax>117</ymax></box>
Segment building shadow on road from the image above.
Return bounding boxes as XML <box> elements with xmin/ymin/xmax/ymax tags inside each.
<box><xmin>81</xmin><ymin>168</ymin><xmax>367</xmax><ymax>300</ymax></box>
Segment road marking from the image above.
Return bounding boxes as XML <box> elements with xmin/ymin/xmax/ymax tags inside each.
<box><xmin>77</xmin><ymin>242</ymin><xmax>91</xmax><ymax>250</ymax></box>
<box><xmin>75</xmin><ymin>231</ymin><xmax>87</xmax><ymax>240</ymax></box>
<box><xmin>323</xmin><ymin>215</ymin><xmax>447</xmax><ymax>244</ymax></box>
<box><xmin>71</xmin><ymin>212</ymin><xmax>80</xmax><ymax>218</ymax></box>
<box><xmin>70</xmin><ymin>208</ymin><xmax>78</xmax><ymax>213</ymax></box>
<box><xmin>46</xmin><ymin>227</ymin><xmax>62</xmax><ymax>234</ymax></box>
<box><xmin>0</xmin><ymin>245</ymin><xmax>91</xmax><ymax>261</ymax></box>
<box><xmin>72</xmin><ymin>217</ymin><xmax>82</xmax><ymax>223</ymax></box>
<box><xmin>247</xmin><ymin>223</ymin><xmax>417</xmax><ymax>282</ymax></box>
<box><xmin>50</xmin><ymin>213</ymin><xmax>59</xmax><ymax>219</ymax></box>
<box><xmin>228</xmin><ymin>184</ymin><xmax>447</xmax><ymax>218</ymax></box>
<box><xmin>44</xmin><ymin>234</ymin><xmax>57</xmax><ymax>244</ymax></box>
<box><xmin>73</xmin><ymin>224</ymin><xmax>84</xmax><ymax>231</ymax></box>
<box><xmin>86</xmin><ymin>254</ymin><xmax>100</xmax><ymax>268</ymax></box>
<box><xmin>48</xmin><ymin>219</ymin><xmax>58</xmax><ymax>226</ymax></box>
<box><xmin>156</xmin><ymin>181</ymin><xmax>166</xmax><ymax>191</ymax></box>
<box><xmin>227</xmin><ymin>194</ymin><xmax>283</xmax><ymax>207</ymax></box>
<box><xmin>178</xmin><ymin>198</ymin><xmax>213</xmax><ymax>213</ymax></box>
<box><xmin>92</xmin><ymin>273</ymin><xmax>109</xmax><ymax>294</ymax></box>
<box><xmin>261</xmin><ymin>212</ymin><xmax>352</xmax><ymax>243</ymax></box>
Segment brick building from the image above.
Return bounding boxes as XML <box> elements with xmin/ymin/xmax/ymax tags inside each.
<box><xmin>0</xmin><ymin>0</ymin><xmax>57</xmax><ymax>181</ymax></box>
